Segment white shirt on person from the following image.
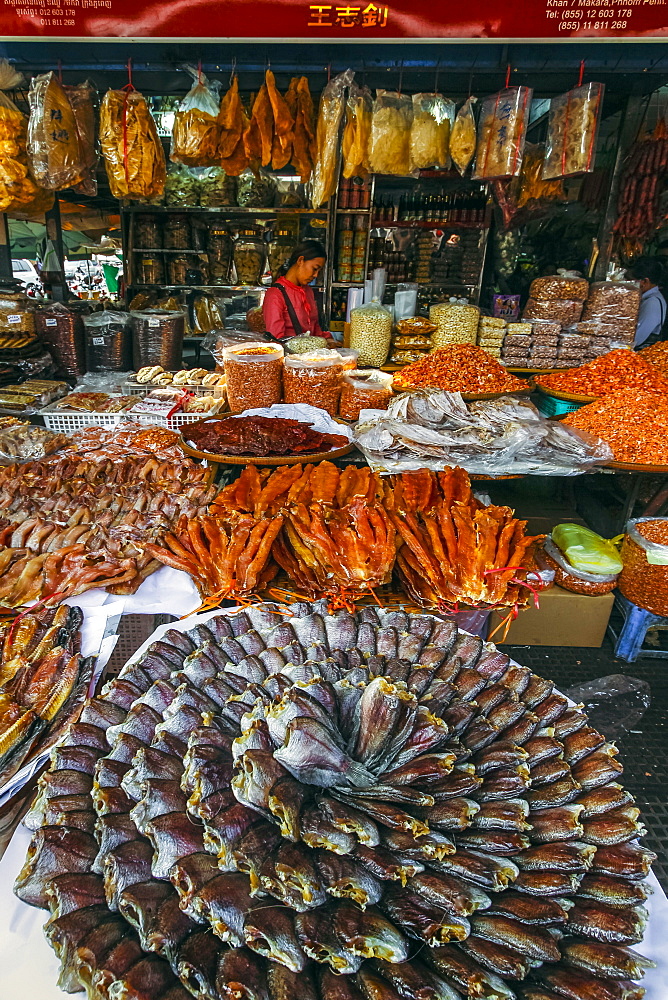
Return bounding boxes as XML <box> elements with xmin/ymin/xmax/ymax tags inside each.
<box><xmin>635</xmin><ymin>285</ymin><xmax>667</xmax><ymax>346</ymax></box>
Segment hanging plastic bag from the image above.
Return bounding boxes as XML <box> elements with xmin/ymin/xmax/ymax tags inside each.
<box><xmin>543</xmin><ymin>83</ymin><xmax>605</xmax><ymax>180</ymax></box>
<box><xmin>551</xmin><ymin>523</ymin><xmax>623</xmax><ymax>575</ymax></box>
<box><xmin>342</xmin><ymin>83</ymin><xmax>372</xmax><ymax>179</ymax></box>
<box><xmin>369</xmin><ymin>90</ymin><xmax>412</xmax><ymax>176</ymax></box>
<box><xmin>65</xmin><ymin>80</ymin><xmax>99</xmax><ymax>197</ymax></box>
<box><xmin>171</xmin><ymin>66</ymin><xmax>221</xmax><ymax>167</ymax></box>
<box><xmin>450</xmin><ymin>97</ymin><xmax>477</xmax><ymax>176</ymax></box>
<box><xmin>515</xmin><ymin>143</ymin><xmax>564</xmax><ymax>208</ymax></box>
<box><xmin>0</xmin><ymin>61</ymin><xmax>42</xmax><ymax>213</ymax></box>
<box><xmin>27</xmin><ymin>71</ymin><xmax>85</xmax><ymax>191</ymax></box>
<box><xmin>410</xmin><ymin>93</ymin><xmax>455</xmax><ymax>171</ymax></box>
<box><xmin>474</xmin><ymin>86</ymin><xmax>532</xmax><ymax>181</ymax></box>
<box><xmin>100</xmin><ymin>87</ymin><xmax>166</xmax><ymax>201</ymax></box>
<box><xmin>311</xmin><ymin>69</ymin><xmax>354</xmax><ymax>208</ymax></box>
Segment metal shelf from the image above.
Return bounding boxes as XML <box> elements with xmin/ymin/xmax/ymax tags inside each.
<box><xmin>132</xmin><ymin>248</ymin><xmax>207</xmax><ymax>253</ymax></box>
<box><xmin>335</xmin><ymin>208</ymin><xmax>371</xmax><ymax>214</ymax></box>
<box><xmin>122</xmin><ymin>205</ymin><xmax>326</xmax><ymax>215</ymax></box>
<box><xmin>128</xmin><ymin>283</ymin><xmax>270</xmax><ymax>292</ymax></box>
<box><xmin>371</xmin><ymin>219</ymin><xmax>488</xmax><ymax>230</ymax></box>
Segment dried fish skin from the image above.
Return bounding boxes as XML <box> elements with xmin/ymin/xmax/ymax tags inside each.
<box><xmin>514</xmin><ymin>869</ymin><xmax>585</xmax><ymax>897</ymax></box>
<box><xmin>45</xmin><ymin>871</ymin><xmax>106</xmax><ymax>917</ymax></box>
<box><xmin>430</xmin><ymin>849</ymin><xmax>519</xmax><ymax>891</ymax></box>
<box><xmin>186</xmin><ymin>872</ymin><xmax>253</xmax><ymax>946</ymax></box>
<box><xmin>562</xmin><ymin>939</ymin><xmax>656</xmax><ymax>980</ymax></box>
<box><xmin>315</xmin><ymin>850</ymin><xmax>383</xmax><ymax>908</ymax></box>
<box><xmin>590</xmin><ymin>843</ymin><xmax>657</xmax><ymax>881</ymax></box>
<box><xmin>243</xmin><ymin>905</ymin><xmax>306</xmax><ymax>972</ymax></box>
<box><xmin>459</xmin><ymin>934</ymin><xmax>536</xmax><ymax>979</ymax></box>
<box><xmin>429</xmin><ymin>796</ymin><xmax>481</xmax><ymax>831</ymax></box>
<box><xmin>529</xmin><ymin>805</ymin><xmax>585</xmax><ymax>843</ymax></box>
<box><xmin>320</xmin><ymin>796</ymin><xmax>380</xmax><ymax>846</ymax></box>
<box><xmin>175</xmin><ymin>928</ymin><xmax>222</xmax><ymax>1000</ymax></box>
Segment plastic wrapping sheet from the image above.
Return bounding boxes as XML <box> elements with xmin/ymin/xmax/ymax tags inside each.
<box><xmin>130</xmin><ymin>309</ymin><xmax>186</xmax><ymax>371</ymax></box>
<box><xmin>82</xmin><ymin>311</ymin><xmax>131</xmax><ymax>372</ymax></box>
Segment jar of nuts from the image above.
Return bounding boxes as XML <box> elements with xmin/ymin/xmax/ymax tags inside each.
<box><xmin>430</xmin><ymin>302</ymin><xmax>480</xmax><ymax>347</ymax></box>
<box><xmin>284</xmin><ymin>350</ymin><xmax>344</xmax><ymax>416</ymax></box>
<box><xmin>223</xmin><ymin>342</ymin><xmax>284</xmax><ymax>413</ymax></box>
<box><xmin>349</xmin><ymin>299</ymin><xmax>393</xmax><ymax>368</ymax></box>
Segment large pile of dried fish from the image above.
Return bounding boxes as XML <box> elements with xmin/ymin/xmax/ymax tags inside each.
<box><xmin>15</xmin><ymin>602</ymin><xmax>655</xmax><ymax>1000</ymax></box>
<box><xmin>0</xmin><ymin>604</ymin><xmax>92</xmax><ymax>786</ymax></box>
<box><xmin>0</xmin><ymin>426</ymin><xmax>216</xmax><ymax>606</ymax></box>
<box><xmin>355</xmin><ymin>391</ymin><xmax>613</xmax><ymax>476</ymax></box>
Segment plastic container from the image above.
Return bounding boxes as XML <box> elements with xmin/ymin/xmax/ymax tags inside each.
<box><xmin>283</xmin><ymin>350</ymin><xmax>344</xmax><ymax>416</ymax></box>
<box><xmin>137</xmin><ymin>255</ymin><xmax>163</xmax><ymax>286</ymax></box>
<box><xmin>430</xmin><ymin>302</ymin><xmax>480</xmax><ymax>347</ymax></box>
<box><xmin>223</xmin><ymin>341</ymin><xmax>284</xmax><ymax>413</ymax></box>
<box><xmin>543</xmin><ymin>82</ymin><xmax>605</xmax><ymax>179</ymax></box>
<box><xmin>336</xmin><ymin>348</ymin><xmax>360</xmax><ymax>371</ymax></box>
<box><xmin>163</xmin><ymin>215</ymin><xmax>190</xmax><ymax>250</ymax></box>
<box><xmin>35</xmin><ymin>303</ymin><xmax>86</xmax><ymax>380</ymax></box>
<box><xmin>207</xmin><ymin>224</ymin><xmax>233</xmax><ymax>286</ymax></box>
<box><xmin>134</xmin><ymin>215</ymin><xmax>162</xmax><ymax>249</ymax></box>
<box><xmin>349</xmin><ymin>299</ymin><xmax>392</xmax><ymax>368</ymax></box>
<box><xmin>619</xmin><ymin>518</ymin><xmax>668</xmax><ymax>616</ymax></box>
<box><xmin>339</xmin><ymin>370</ymin><xmax>393</xmax><ymax>421</ymax></box>
<box><xmin>267</xmin><ymin>228</ymin><xmax>293</xmax><ymax>280</ymax></box>
<box><xmin>583</xmin><ymin>281</ymin><xmax>641</xmax><ymax>326</ymax></box>
<box><xmin>473</xmin><ymin>86</ymin><xmax>533</xmax><ymax>180</ymax></box>
<box><xmin>534</xmin><ymin>392</ymin><xmax>585</xmax><ymax>418</ymax></box>
<box><xmin>130</xmin><ymin>309</ymin><xmax>186</xmax><ymax>371</ymax></box>
<box><xmin>83</xmin><ymin>311</ymin><xmax>131</xmax><ymax>372</ymax></box>
<box><xmin>530</xmin><ymin>274</ymin><xmax>589</xmax><ymax>302</ymax></box>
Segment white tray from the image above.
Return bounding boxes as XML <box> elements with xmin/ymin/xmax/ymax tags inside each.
<box><xmin>39</xmin><ymin>401</ymin><xmax>129</xmax><ymax>433</ymax></box>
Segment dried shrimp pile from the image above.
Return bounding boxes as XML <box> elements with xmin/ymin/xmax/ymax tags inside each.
<box><xmin>394</xmin><ymin>346</ymin><xmax>526</xmax><ymax>395</ymax></box>
<box><xmin>563</xmin><ymin>389</ymin><xmax>668</xmax><ymax>467</ymax></box>
<box><xmin>538</xmin><ymin>350</ymin><xmax>668</xmax><ymax>399</ymax></box>
<box><xmin>15</xmin><ymin>602</ymin><xmax>656</xmax><ymax>1000</ymax></box>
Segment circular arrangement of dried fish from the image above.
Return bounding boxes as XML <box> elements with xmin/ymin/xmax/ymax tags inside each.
<box><xmin>14</xmin><ymin>602</ymin><xmax>656</xmax><ymax>1000</ymax></box>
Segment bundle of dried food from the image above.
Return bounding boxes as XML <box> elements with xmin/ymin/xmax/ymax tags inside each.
<box><xmin>244</xmin><ymin>69</ymin><xmax>294</xmax><ymax>170</ymax></box>
<box><xmin>170</xmin><ymin>66</ymin><xmax>220</xmax><ymax>167</ymax></box>
<box><xmin>0</xmin><ymin>61</ymin><xmax>42</xmax><ymax>212</ymax></box>
<box><xmin>450</xmin><ymin>95</ymin><xmax>477</xmax><ymax>175</ymax></box>
<box><xmin>409</xmin><ymin>93</ymin><xmax>455</xmax><ymax>172</ymax></box>
<box><xmin>394</xmin><ymin>344</ymin><xmax>526</xmax><ymax>394</ymax></box>
<box><xmin>385</xmin><ymin>466</ymin><xmax>542</xmax><ymax>608</ymax></box>
<box><xmin>342</xmin><ymin>83</ymin><xmax>372</xmax><ymax>179</ymax></box>
<box><xmin>474</xmin><ymin>86</ymin><xmax>532</xmax><ymax>181</ymax></box>
<box><xmin>538</xmin><ymin>348</ymin><xmax>668</xmax><ymax>398</ymax></box>
<box><xmin>288</xmin><ymin>76</ymin><xmax>316</xmax><ymax>182</ymax></box>
<box><xmin>0</xmin><ymin>423</ymin><xmax>68</xmax><ymax>463</ymax></box>
<box><xmin>267</xmin><ymin>69</ymin><xmax>295</xmax><ymax>171</ymax></box>
<box><xmin>27</xmin><ymin>71</ymin><xmax>86</xmax><ymax>191</ymax></box>
<box><xmin>543</xmin><ymin>83</ymin><xmax>605</xmax><ymax>180</ymax></box>
<box><xmin>0</xmin><ymin>604</ymin><xmax>93</xmax><ymax>787</ymax></box>
<box><xmin>185</xmin><ymin>415</ymin><xmax>349</xmax><ymax>457</ymax></box>
<box><xmin>217</xmin><ymin>74</ymin><xmax>249</xmax><ymax>176</ymax></box>
<box><xmin>63</xmin><ymin>79</ymin><xmax>98</xmax><ymax>196</ymax></box>
<box><xmin>356</xmin><ymin>390</ymin><xmax>612</xmax><ymax>476</ymax></box>
<box><xmin>99</xmin><ymin>87</ymin><xmax>166</xmax><ymax>200</ymax></box>
<box><xmin>15</xmin><ymin>598</ymin><xmax>655</xmax><ymax>1000</ymax></box>
<box><xmin>369</xmin><ymin>90</ymin><xmax>413</xmax><ymax>176</ymax></box>
<box><xmin>311</xmin><ymin>69</ymin><xmax>354</xmax><ymax>208</ymax></box>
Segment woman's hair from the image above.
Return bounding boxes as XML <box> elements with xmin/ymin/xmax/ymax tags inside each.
<box><xmin>280</xmin><ymin>239</ymin><xmax>327</xmax><ymax>275</ymax></box>
<box><xmin>630</xmin><ymin>256</ymin><xmax>664</xmax><ymax>286</ymax></box>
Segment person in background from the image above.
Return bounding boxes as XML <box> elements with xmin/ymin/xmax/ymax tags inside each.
<box><xmin>629</xmin><ymin>257</ymin><xmax>667</xmax><ymax>347</ymax></box>
<box><xmin>262</xmin><ymin>239</ymin><xmax>329</xmax><ymax>342</ymax></box>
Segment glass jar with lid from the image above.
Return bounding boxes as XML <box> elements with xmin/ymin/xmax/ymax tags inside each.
<box><xmin>135</xmin><ymin>215</ymin><xmax>162</xmax><ymax>249</ymax></box>
<box><xmin>207</xmin><ymin>223</ymin><xmax>232</xmax><ymax>285</ymax></box>
<box><xmin>163</xmin><ymin>214</ymin><xmax>190</xmax><ymax>250</ymax></box>
<box><xmin>233</xmin><ymin>227</ymin><xmax>266</xmax><ymax>286</ymax></box>
<box><xmin>137</xmin><ymin>255</ymin><xmax>163</xmax><ymax>285</ymax></box>
<box><xmin>168</xmin><ymin>255</ymin><xmax>189</xmax><ymax>285</ymax></box>
<box><xmin>267</xmin><ymin>228</ymin><xmax>293</xmax><ymax>280</ymax></box>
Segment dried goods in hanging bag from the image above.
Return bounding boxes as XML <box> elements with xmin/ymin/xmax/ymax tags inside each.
<box><xmin>543</xmin><ymin>83</ymin><xmax>605</xmax><ymax>180</ymax></box>
<box><xmin>170</xmin><ymin>65</ymin><xmax>221</xmax><ymax>167</ymax></box>
<box><xmin>64</xmin><ymin>80</ymin><xmax>99</xmax><ymax>197</ymax></box>
<box><xmin>369</xmin><ymin>90</ymin><xmax>413</xmax><ymax>176</ymax></box>
<box><xmin>0</xmin><ymin>60</ymin><xmax>43</xmax><ymax>212</ymax></box>
<box><xmin>311</xmin><ymin>69</ymin><xmax>353</xmax><ymax>207</ymax></box>
<box><xmin>99</xmin><ymin>87</ymin><xmax>166</xmax><ymax>200</ymax></box>
<box><xmin>27</xmin><ymin>71</ymin><xmax>85</xmax><ymax>191</ymax></box>
<box><xmin>409</xmin><ymin>93</ymin><xmax>455</xmax><ymax>172</ymax></box>
<box><xmin>342</xmin><ymin>83</ymin><xmax>372</xmax><ymax>179</ymax></box>
<box><xmin>450</xmin><ymin>96</ymin><xmax>477</xmax><ymax>176</ymax></box>
<box><xmin>474</xmin><ymin>86</ymin><xmax>533</xmax><ymax>180</ymax></box>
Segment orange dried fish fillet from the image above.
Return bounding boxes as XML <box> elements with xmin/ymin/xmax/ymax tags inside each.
<box><xmin>218</xmin><ymin>75</ymin><xmax>245</xmax><ymax>159</ymax></box>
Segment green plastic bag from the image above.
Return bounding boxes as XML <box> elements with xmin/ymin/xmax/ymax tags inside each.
<box><xmin>552</xmin><ymin>523</ymin><xmax>623</xmax><ymax>575</ymax></box>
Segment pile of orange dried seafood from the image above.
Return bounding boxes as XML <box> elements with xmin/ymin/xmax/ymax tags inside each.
<box><xmin>386</xmin><ymin>467</ymin><xmax>542</xmax><ymax>610</ymax></box>
<box><xmin>146</xmin><ymin>462</ymin><xmax>540</xmax><ymax>612</ymax></box>
<box><xmin>0</xmin><ymin>425</ymin><xmax>216</xmax><ymax>606</ymax></box>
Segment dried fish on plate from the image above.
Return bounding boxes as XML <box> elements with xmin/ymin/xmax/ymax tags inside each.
<box><xmin>14</xmin><ymin>601</ymin><xmax>655</xmax><ymax>1000</ymax></box>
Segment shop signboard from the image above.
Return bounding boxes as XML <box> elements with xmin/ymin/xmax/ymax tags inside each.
<box><xmin>0</xmin><ymin>0</ymin><xmax>667</xmax><ymax>40</ymax></box>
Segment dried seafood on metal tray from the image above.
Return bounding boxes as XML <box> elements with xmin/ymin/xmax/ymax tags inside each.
<box><xmin>15</xmin><ymin>601</ymin><xmax>655</xmax><ymax>1000</ymax></box>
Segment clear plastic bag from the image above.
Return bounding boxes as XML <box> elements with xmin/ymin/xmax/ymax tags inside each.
<box><xmin>236</xmin><ymin>168</ymin><xmax>276</xmax><ymax>208</ymax></box>
<box><xmin>311</xmin><ymin>69</ymin><xmax>354</xmax><ymax>208</ymax></box>
<box><xmin>410</xmin><ymin>93</ymin><xmax>455</xmax><ymax>171</ymax></box>
<box><xmin>0</xmin><ymin>61</ymin><xmax>42</xmax><ymax>213</ymax></box>
<box><xmin>543</xmin><ymin>83</ymin><xmax>605</xmax><ymax>180</ymax></box>
<box><xmin>164</xmin><ymin>163</ymin><xmax>199</xmax><ymax>206</ymax></box>
<box><xmin>342</xmin><ymin>83</ymin><xmax>372</xmax><ymax>179</ymax></box>
<box><xmin>515</xmin><ymin>143</ymin><xmax>564</xmax><ymax>208</ymax></box>
<box><xmin>223</xmin><ymin>342</ymin><xmax>284</xmax><ymax>412</ymax></box>
<box><xmin>474</xmin><ymin>86</ymin><xmax>532</xmax><ymax>180</ymax></box>
<box><xmin>430</xmin><ymin>302</ymin><xmax>480</xmax><ymax>347</ymax></box>
<box><xmin>100</xmin><ymin>88</ymin><xmax>166</xmax><ymax>201</ymax></box>
<box><xmin>171</xmin><ymin>66</ymin><xmax>220</xmax><ymax>167</ymax></box>
<box><xmin>530</xmin><ymin>272</ymin><xmax>589</xmax><ymax>302</ymax></box>
<box><xmin>283</xmin><ymin>350</ymin><xmax>343</xmax><ymax>416</ymax></box>
<box><xmin>349</xmin><ymin>299</ymin><xmax>392</xmax><ymax>368</ymax></box>
<box><xmin>583</xmin><ymin>281</ymin><xmax>641</xmax><ymax>326</ymax></box>
<box><xmin>551</xmin><ymin>523</ymin><xmax>623</xmax><ymax>575</ymax></box>
<box><xmin>450</xmin><ymin>97</ymin><xmax>477</xmax><ymax>176</ymax></box>
<box><xmin>523</xmin><ymin>298</ymin><xmax>584</xmax><ymax>326</ymax></box>
<box><xmin>64</xmin><ymin>80</ymin><xmax>98</xmax><ymax>197</ymax></box>
<box><xmin>620</xmin><ymin>518</ymin><xmax>668</xmax><ymax>616</ymax></box>
<box><xmin>369</xmin><ymin>90</ymin><xmax>413</xmax><ymax>177</ymax></box>
<box><xmin>27</xmin><ymin>71</ymin><xmax>85</xmax><ymax>191</ymax></box>
<box><xmin>339</xmin><ymin>370</ymin><xmax>393</xmax><ymax>421</ymax></box>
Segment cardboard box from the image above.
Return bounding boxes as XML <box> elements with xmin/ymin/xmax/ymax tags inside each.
<box><xmin>500</xmin><ymin>584</ymin><xmax>614</xmax><ymax>648</ymax></box>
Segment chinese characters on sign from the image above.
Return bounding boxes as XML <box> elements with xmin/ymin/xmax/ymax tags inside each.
<box><xmin>308</xmin><ymin>3</ymin><xmax>389</xmax><ymax>28</ymax></box>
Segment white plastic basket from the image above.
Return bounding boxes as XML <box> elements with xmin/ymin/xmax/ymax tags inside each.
<box><xmin>40</xmin><ymin>402</ymin><xmax>129</xmax><ymax>433</ymax></box>
<box><xmin>122</xmin><ymin>380</ymin><xmax>225</xmax><ymax>398</ymax></box>
<box><xmin>126</xmin><ymin>410</ymin><xmax>214</xmax><ymax>431</ymax></box>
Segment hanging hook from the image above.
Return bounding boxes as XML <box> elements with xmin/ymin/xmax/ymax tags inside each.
<box><xmin>505</xmin><ymin>63</ymin><xmax>511</xmax><ymax>88</ymax></box>
<box><xmin>578</xmin><ymin>59</ymin><xmax>585</xmax><ymax>87</ymax></box>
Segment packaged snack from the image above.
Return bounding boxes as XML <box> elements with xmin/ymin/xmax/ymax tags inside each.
<box><xmin>530</xmin><ymin>273</ymin><xmax>589</xmax><ymax>302</ymax></box>
<box><xmin>516</xmin><ymin>143</ymin><xmax>564</xmax><ymax>207</ymax></box>
<box><xmin>524</xmin><ymin>298</ymin><xmax>584</xmax><ymax>326</ymax></box>
<box><xmin>170</xmin><ymin>66</ymin><xmax>220</xmax><ymax>167</ymax></box>
<box><xmin>131</xmin><ymin>310</ymin><xmax>186</xmax><ymax>371</ymax></box>
<box><xmin>583</xmin><ymin>281</ymin><xmax>641</xmax><ymax>325</ymax></box>
<box><xmin>473</xmin><ymin>86</ymin><xmax>532</xmax><ymax>180</ymax></box>
<box><xmin>369</xmin><ymin>90</ymin><xmax>413</xmax><ymax>177</ymax></box>
<box><xmin>27</xmin><ymin>71</ymin><xmax>84</xmax><ymax>191</ymax></box>
<box><xmin>342</xmin><ymin>83</ymin><xmax>372</xmax><ymax>179</ymax></box>
<box><xmin>409</xmin><ymin>93</ymin><xmax>455</xmax><ymax>171</ymax></box>
<box><xmin>99</xmin><ymin>87</ymin><xmax>166</xmax><ymax>200</ymax></box>
<box><xmin>311</xmin><ymin>69</ymin><xmax>353</xmax><ymax>207</ymax></box>
<box><xmin>283</xmin><ymin>350</ymin><xmax>343</xmax><ymax>416</ymax></box>
<box><xmin>0</xmin><ymin>61</ymin><xmax>42</xmax><ymax>213</ymax></box>
<box><xmin>64</xmin><ymin>80</ymin><xmax>98</xmax><ymax>197</ymax></box>
<box><xmin>83</xmin><ymin>312</ymin><xmax>131</xmax><ymax>372</ymax></box>
<box><xmin>350</xmin><ymin>299</ymin><xmax>393</xmax><ymax>367</ymax></box>
<box><xmin>236</xmin><ymin>168</ymin><xmax>276</xmax><ymax>208</ymax></box>
<box><xmin>450</xmin><ymin>97</ymin><xmax>477</xmax><ymax>176</ymax></box>
<box><xmin>395</xmin><ymin>317</ymin><xmax>437</xmax><ymax>337</ymax></box>
<box><xmin>430</xmin><ymin>302</ymin><xmax>480</xmax><ymax>347</ymax></box>
<box><xmin>339</xmin><ymin>370</ymin><xmax>393</xmax><ymax>420</ymax></box>
<box><xmin>198</xmin><ymin>166</ymin><xmax>236</xmax><ymax>206</ymax></box>
<box><xmin>393</xmin><ymin>336</ymin><xmax>433</xmax><ymax>349</ymax></box>
<box><xmin>36</xmin><ymin>302</ymin><xmax>86</xmax><ymax>380</ymax></box>
<box><xmin>543</xmin><ymin>83</ymin><xmax>605</xmax><ymax>179</ymax></box>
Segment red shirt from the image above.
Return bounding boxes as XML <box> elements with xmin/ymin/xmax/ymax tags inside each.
<box><xmin>262</xmin><ymin>277</ymin><xmax>324</xmax><ymax>340</ymax></box>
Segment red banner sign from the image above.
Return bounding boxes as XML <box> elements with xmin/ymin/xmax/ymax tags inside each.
<box><xmin>1</xmin><ymin>0</ymin><xmax>667</xmax><ymax>39</ymax></box>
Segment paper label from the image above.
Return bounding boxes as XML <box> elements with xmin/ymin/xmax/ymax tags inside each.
<box><xmin>148</xmin><ymin>317</ymin><xmax>160</xmax><ymax>327</ymax></box>
<box><xmin>45</xmin><ymin>318</ymin><xmax>58</xmax><ymax>327</ymax></box>
<box><xmin>7</xmin><ymin>315</ymin><xmax>20</xmax><ymax>324</ymax></box>
<box><xmin>92</xmin><ymin>336</ymin><xmax>105</xmax><ymax>346</ymax></box>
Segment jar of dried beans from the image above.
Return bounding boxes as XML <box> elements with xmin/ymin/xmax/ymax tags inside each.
<box><xmin>339</xmin><ymin>370</ymin><xmax>393</xmax><ymax>421</ymax></box>
<box><xmin>223</xmin><ymin>342</ymin><xmax>284</xmax><ymax>413</ymax></box>
<box><xmin>283</xmin><ymin>350</ymin><xmax>343</xmax><ymax>416</ymax></box>
<box><xmin>619</xmin><ymin>517</ymin><xmax>668</xmax><ymax>616</ymax></box>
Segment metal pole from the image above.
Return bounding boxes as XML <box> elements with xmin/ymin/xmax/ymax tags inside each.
<box><xmin>594</xmin><ymin>94</ymin><xmax>646</xmax><ymax>281</ymax></box>
<box><xmin>44</xmin><ymin>199</ymin><xmax>68</xmax><ymax>302</ymax></box>
<box><xmin>0</xmin><ymin>214</ymin><xmax>12</xmax><ymax>282</ymax></box>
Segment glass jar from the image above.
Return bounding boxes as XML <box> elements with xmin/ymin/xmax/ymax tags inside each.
<box><xmin>163</xmin><ymin>214</ymin><xmax>190</xmax><ymax>250</ymax></box>
<box><xmin>137</xmin><ymin>255</ymin><xmax>163</xmax><ymax>285</ymax></box>
<box><xmin>267</xmin><ymin>228</ymin><xmax>293</xmax><ymax>280</ymax></box>
<box><xmin>234</xmin><ymin>227</ymin><xmax>266</xmax><ymax>286</ymax></box>
<box><xmin>207</xmin><ymin>224</ymin><xmax>232</xmax><ymax>286</ymax></box>
<box><xmin>168</xmin><ymin>255</ymin><xmax>189</xmax><ymax>285</ymax></box>
<box><xmin>135</xmin><ymin>215</ymin><xmax>161</xmax><ymax>249</ymax></box>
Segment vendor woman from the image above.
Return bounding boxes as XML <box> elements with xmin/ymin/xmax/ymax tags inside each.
<box><xmin>262</xmin><ymin>239</ymin><xmax>328</xmax><ymax>341</ymax></box>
